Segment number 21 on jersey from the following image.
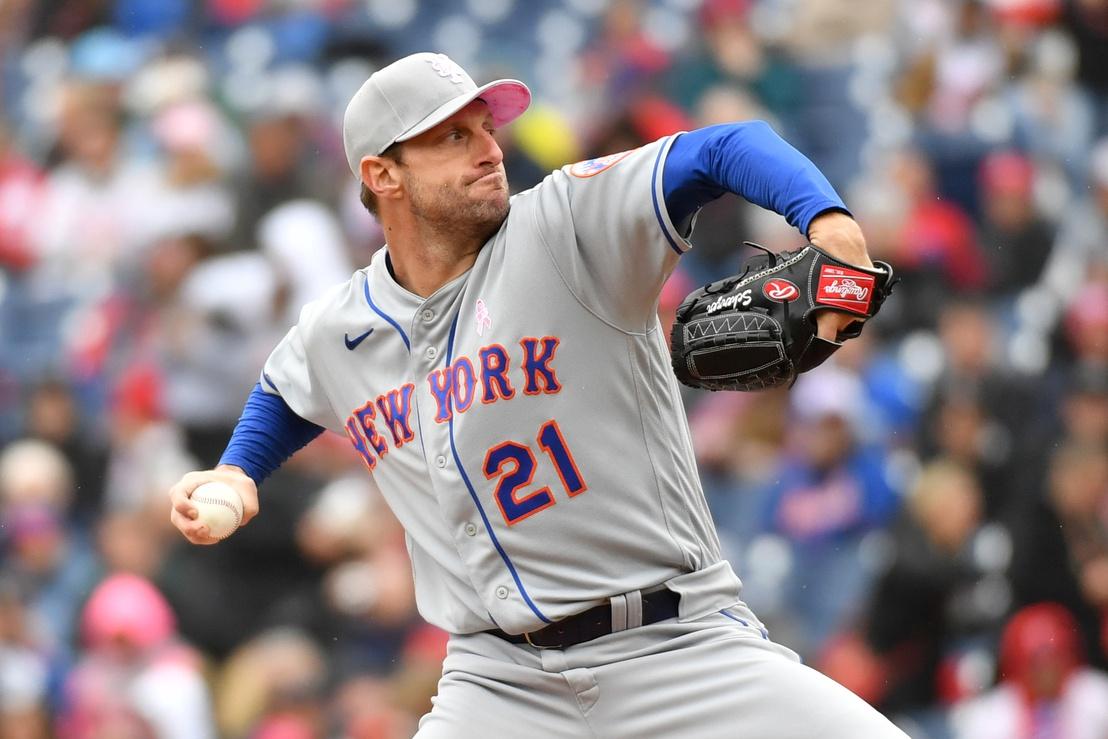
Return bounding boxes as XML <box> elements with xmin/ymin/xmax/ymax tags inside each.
<box><xmin>483</xmin><ymin>419</ymin><xmax>587</xmax><ymax>525</ymax></box>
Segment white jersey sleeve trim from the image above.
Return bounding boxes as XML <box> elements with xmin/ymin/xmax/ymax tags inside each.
<box><xmin>651</xmin><ymin>134</ymin><xmax>694</xmax><ymax>255</ymax></box>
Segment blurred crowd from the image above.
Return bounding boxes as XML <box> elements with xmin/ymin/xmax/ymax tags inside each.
<box><xmin>0</xmin><ymin>0</ymin><xmax>1106</xmax><ymax>737</ymax></box>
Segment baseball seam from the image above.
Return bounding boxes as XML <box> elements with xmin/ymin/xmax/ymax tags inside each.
<box><xmin>192</xmin><ymin>493</ymin><xmax>243</xmax><ymax>537</ymax></box>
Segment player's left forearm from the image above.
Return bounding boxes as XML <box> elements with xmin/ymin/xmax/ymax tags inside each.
<box><xmin>662</xmin><ymin>120</ymin><xmax>849</xmax><ymax>235</ymax></box>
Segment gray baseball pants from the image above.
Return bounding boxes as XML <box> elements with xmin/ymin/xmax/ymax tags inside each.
<box><xmin>416</xmin><ymin>603</ymin><xmax>908</xmax><ymax>738</ymax></box>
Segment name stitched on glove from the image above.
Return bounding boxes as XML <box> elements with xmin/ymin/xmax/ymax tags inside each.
<box><xmin>706</xmin><ymin>289</ymin><xmax>752</xmax><ymax>314</ymax></box>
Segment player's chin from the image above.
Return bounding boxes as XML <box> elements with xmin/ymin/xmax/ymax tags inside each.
<box><xmin>471</xmin><ymin>189</ymin><xmax>509</xmax><ymax>218</ymax></box>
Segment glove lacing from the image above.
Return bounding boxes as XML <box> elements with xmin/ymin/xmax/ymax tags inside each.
<box><xmin>741</xmin><ymin>242</ymin><xmax>794</xmax><ymax>368</ymax></box>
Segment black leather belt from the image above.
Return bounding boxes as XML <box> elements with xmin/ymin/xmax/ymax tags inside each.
<box><xmin>487</xmin><ymin>589</ymin><xmax>681</xmax><ymax>649</ymax></box>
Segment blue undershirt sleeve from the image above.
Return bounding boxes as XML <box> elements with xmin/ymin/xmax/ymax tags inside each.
<box><xmin>219</xmin><ymin>383</ymin><xmax>325</xmax><ymax>484</ymax></box>
<box><xmin>662</xmin><ymin>120</ymin><xmax>849</xmax><ymax>236</ymax></box>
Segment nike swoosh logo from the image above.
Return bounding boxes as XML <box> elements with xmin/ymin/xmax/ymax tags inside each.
<box><xmin>344</xmin><ymin>328</ymin><xmax>374</xmax><ymax>350</ymax></box>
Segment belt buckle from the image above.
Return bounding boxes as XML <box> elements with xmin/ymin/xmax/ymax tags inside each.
<box><xmin>523</xmin><ymin>631</ymin><xmax>561</xmax><ymax>650</ymax></box>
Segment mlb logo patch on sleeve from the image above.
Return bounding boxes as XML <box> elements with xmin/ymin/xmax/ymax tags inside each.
<box><xmin>816</xmin><ymin>265</ymin><xmax>875</xmax><ymax>315</ymax></box>
<box><xmin>568</xmin><ymin>150</ymin><xmax>634</xmax><ymax>178</ymax></box>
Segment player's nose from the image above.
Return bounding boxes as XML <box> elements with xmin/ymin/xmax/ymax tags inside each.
<box><xmin>475</xmin><ymin>128</ymin><xmax>503</xmax><ymax>169</ymax></box>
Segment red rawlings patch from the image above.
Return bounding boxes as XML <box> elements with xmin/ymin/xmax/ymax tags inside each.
<box><xmin>816</xmin><ymin>265</ymin><xmax>875</xmax><ymax>315</ymax></box>
<box><xmin>763</xmin><ymin>279</ymin><xmax>800</xmax><ymax>303</ymax></box>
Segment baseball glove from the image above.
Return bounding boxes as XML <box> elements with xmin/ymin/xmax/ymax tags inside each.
<box><xmin>669</xmin><ymin>242</ymin><xmax>896</xmax><ymax>392</ymax></box>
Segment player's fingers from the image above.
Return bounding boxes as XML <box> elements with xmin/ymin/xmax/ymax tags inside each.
<box><xmin>816</xmin><ymin>311</ymin><xmax>862</xmax><ymax>342</ymax></box>
<box><xmin>238</xmin><ymin>486</ymin><xmax>260</xmax><ymax>525</ymax></box>
<box><xmin>169</xmin><ymin>507</ymin><xmax>219</xmax><ymax>546</ymax></box>
<box><xmin>168</xmin><ymin>481</ymin><xmax>199</xmax><ymax>521</ymax></box>
<box><xmin>815</xmin><ymin>312</ymin><xmax>845</xmax><ymax>342</ymax></box>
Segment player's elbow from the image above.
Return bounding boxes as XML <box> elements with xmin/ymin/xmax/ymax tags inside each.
<box><xmin>700</xmin><ymin>120</ymin><xmax>778</xmax><ymax>171</ymax></box>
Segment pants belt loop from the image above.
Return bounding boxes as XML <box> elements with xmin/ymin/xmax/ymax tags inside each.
<box><xmin>626</xmin><ymin>589</ymin><xmax>644</xmax><ymax>629</ymax></box>
<box><xmin>609</xmin><ymin>594</ymin><xmax>629</xmax><ymax>632</ymax></box>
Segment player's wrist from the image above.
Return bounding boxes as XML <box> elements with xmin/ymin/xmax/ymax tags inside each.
<box><xmin>806</xmin><ymin>211</ymin><xmax>872</xmax><ymax>269</ymax></box>
<box><xmin>215</xmin><ymin>463</ymin><xmax>249</xmax><ymax>478</ymax></box>
<box><xmin>211</xmin><ymin>464</ymin><xmax>260</xmax><ymax>523</ymax></box>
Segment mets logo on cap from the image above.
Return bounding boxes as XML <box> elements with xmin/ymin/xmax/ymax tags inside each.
<box><xmin>569</xmin><ymin>149</ymin><xmax>634</xmax><ymax>178</ymax></box>
<box><xmin>426</xmin><ymin>54</ymin><xmax>467</xmax><ymax>85</ymax></box>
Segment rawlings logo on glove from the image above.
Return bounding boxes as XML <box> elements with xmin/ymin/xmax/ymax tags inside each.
<box><xmin>817</xmin><ymin>265</ymin><xmax>877</xmax><ymax>314</ymax></box>
<box><xmin>669</xmin><ymin>243</ymin><xmax>896</xmax><ymax>392</ymax></box>
<box><xmin>763</xmin><ymin>279</ymin><xmax>800</xmax><ymax>302</ymax></box>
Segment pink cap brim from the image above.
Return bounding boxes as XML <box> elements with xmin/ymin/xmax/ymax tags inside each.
<box><xmin>395</xmin><ymin>79</ymin><xmax>531</xmax><ymax>144</ymax></box>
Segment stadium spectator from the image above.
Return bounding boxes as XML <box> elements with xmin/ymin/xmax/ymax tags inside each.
<box><xmin>32</xmin><ymin>82</ymin><xmax>155</xmax><ymax>307</ymax></box>
<box><xmin>59</xmin><ymin>573</ymin><xmax>214</xmax><ymax>739</ymax></box>
<box><xmin>976</xmin><ymin>151</ymin><xmax>1055</xmax><ymax>302</ymax></box>
<box><xmin>0</xmin><ymin>574</ymin><xmax>51</xmax><ymax>739</ymax></box>
<box><xmin>951</xmin><ymin>602</ymin><xmax>1108</xmax><ymax>739</ymax></box>
<box><xmin>1039</xmin><ymin>137</ymin><xmax>1108</xmax><ymax>319</ymax></box>
<box><xmin>0</xmin><ymin>119</ymin><xmax>43</xmax><ymax>273</ymax></box>
<box><xmin>1003</xmin><ymin>29</ymin><xmax>1096</xmax><ymax>188</ymax></box>
<box><xmin>1058</xmin><ymin>363</ymin><xmax>1108</xmax><ymax>448</ymax></box>
<box><xmin>23</xmin><ymin>379</ymin><xmax>108</xmax><ymax>522</ymax></box>
<box><xmin>1062</xmin><ymin>0</ymin><xmax>1108</xmax><ymax>117</ymax></box>
<box><xmin>1010</xmin><ymin>442</ymin><xmax>1108</xmax><ymax>669</ymax></box>
<box><xmin>916</xmin><ymin>299</ymin><xmax>1047</xmax><ymax>517</ymax></box>
<box><xmin>0</xmin><ymin>439</ymin><xmax>100</xmax><ymax>659</ymax></box>
<box><xmin>212</xmin><ymin>627</ymin><xmax>327</xmax><ymax>738</ymax></box>
<box><xmin>232</xmin><ymin>93</ymin><xmax>338</xmax><ymax>250</ymax></box>
<box><xmin>136</xmin><ymin>100</ymin><xmax>237</xmax><ymax>254</ymax></box>
<box><xmin>754</xmin><ymin>366</ymin><xmax>900</xmax><ymax>656</ymax></box>
<box><xmin>860</xmin><ymin>461</ymin><xmax>1008</xmax><ymax>718</ymax></box>
<box><xmin>663</xmin><ymin>0</ymin><xmax>802</xmax><ymax>123</ymax></box>
<box><xmin>0</xmin><ymin>1</ymin><xmax>1103</xmax><ymax>732</ymax></box>
<box><xmin>884</xmin><ymin>148</ymin><xmax>988</xmax><ymax>328</ymax></box>
<box><xmin>1060</xmin><ymin>261</ymin><xmax>1108</xmax><ymax>367</ymax></box>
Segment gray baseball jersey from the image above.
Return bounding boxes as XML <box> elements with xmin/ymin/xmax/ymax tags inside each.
<box><xmin>261</xmin><ymin>136</ymin><xmax>742</xmax><ymax>635</ymax></box>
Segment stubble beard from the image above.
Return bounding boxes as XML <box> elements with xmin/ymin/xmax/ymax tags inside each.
<box><xmin>406</xmin><ymin>172</ymin><xmax>510</xmax><ymax>246</ymax></box>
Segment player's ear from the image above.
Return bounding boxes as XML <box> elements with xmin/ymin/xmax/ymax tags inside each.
<box><xmin>360</xmin><ymin>155</ymin><xmax>403</xmax><ymax>202</ymax></box>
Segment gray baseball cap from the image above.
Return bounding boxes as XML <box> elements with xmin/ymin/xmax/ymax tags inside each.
<box><xmin>342</xmin><ymin>52</ymin><xmax>531</xmax><ymax>177</ymax></box>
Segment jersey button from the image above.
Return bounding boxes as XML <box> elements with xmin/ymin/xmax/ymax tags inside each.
<box><xmin>464</xmin><ymin>522</ymin><xmax>477</xmax><ymax>537</ymax></box>
<box><xmin>425</xmin><ymin>346</ymin><xmax>438</xmax><ymax>360</ymax></box>
<box><xmin>435</xmin><ymin>455</ymin><xmax>447</xmax><ymax>468</ymax></box>
<box><xmin>421</xmin><ymin>309</ymin><xmax>435</xmax><ymax>323</ymax></box>
<box><xmin>495</xmin><ymin>586</ymin><xmax>509</xmax><ymax>599</ymax></box>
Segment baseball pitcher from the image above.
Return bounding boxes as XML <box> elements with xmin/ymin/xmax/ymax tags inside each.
<box><xmin>170</xmin><ymin>53</ymin><xmax>904</xmax><ymax>738</ymax></box>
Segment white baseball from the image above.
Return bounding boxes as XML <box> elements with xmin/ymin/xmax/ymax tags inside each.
<box><xmin>191</xmin><ymin>481</ymin><xmax>244</xmax><ymax>540</ymax></box>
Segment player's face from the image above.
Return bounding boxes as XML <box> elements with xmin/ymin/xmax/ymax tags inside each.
<box><xmin>398</xmin><ymin>100</ymin><xmax>509</xmax><ymax>238</ymax></box>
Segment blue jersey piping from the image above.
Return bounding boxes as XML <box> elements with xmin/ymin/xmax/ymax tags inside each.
<box><xmin>721</xmin><ymin>609</ymin><xmax>768</xmax><ymax>639</ymax></box>
<box><xmin>363</xmin><ymin>276</ymin><xmax>411</xmax><ymax>352</ymax></box>
<box><xmin>445</xmin><ymin>313</ymin><xmax>551</xmax><ymax>625</ymax></box>
<box><xmin>651</xmin><ymin>136</ymin><xmax>685</xmax><ymax>257</ymax></box>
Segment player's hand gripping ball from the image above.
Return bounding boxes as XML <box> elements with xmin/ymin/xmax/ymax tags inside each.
<box><xmin>670</xmin><ymin>242</ymin><xmax>896</xmax><ymax>392</ymax></box>
<box><xmin>190</xmin><ymin>481</ymin><xmax>244</xmax><ymax>540</ymax></box>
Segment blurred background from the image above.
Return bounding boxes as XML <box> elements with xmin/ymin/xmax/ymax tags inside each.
<box><xmin>0</xmin><ymin>0</ymin><xmax>1106</xmax><ymax>737</ymax></box>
